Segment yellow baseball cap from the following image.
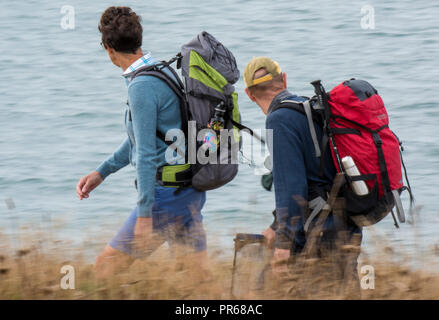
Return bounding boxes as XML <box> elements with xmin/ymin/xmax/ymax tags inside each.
<box><xmin>243</xmin><ymin>57</ymin><xmax>282</xmax><ymax>88</ymax></box>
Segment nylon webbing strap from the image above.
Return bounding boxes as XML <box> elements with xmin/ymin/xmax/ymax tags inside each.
<box><xmin>331</xmin><ymin>128</ymin><xmax>361</xmax><ymax>135</ymax></box>
<box><xmin>319</xmin><ymin>131</ymin><xmax>329</xmax><ymax>175</ymax></box>
<box><xmin>282</xmin><ymin>100</ymin><xmax>321</xmax><ymax>157</ymax></box>
<box><xmin>230</xmin><ymin>119</ymin><xmax>265</xmax><ymax>144</ymax></box>
<box><xmin>188</xmin><ymin>90</ymin><xmax>223</xmax><ymax>103</ymax></box>
<box><xmin>372</xmin><ymin>132</ymin><xmax>391</xmax><ymax>193</ymax></box>
<box><xmin>303</xmin><ymin>173</ymin><xmax>345</xmax><ymax>256</ymax></box>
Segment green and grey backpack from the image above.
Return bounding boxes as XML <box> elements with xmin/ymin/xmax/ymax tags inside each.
<box><xmin>130</xmin><ymin>31</ymin><xmax>245</xmax><ymax>191</ymax></box>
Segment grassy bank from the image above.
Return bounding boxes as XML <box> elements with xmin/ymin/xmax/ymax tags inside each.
<box><xmin>0</xmin><ymin>236</ymin><xmax>438</xmax><ymax>300</ymax></box>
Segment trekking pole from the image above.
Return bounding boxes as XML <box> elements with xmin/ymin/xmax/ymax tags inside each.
<box><xmin>231</xmin><ymin>233</ymin><xmax>266</xmax><ymax>297</ymax></box>
<box><xmin>311</xmin><ymin>80</ymin><xmax>344</xmax><ymax>173</ymax></box>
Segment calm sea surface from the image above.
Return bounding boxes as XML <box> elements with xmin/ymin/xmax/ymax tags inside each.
<box><xmin>0</xmin><ymin>0</ymin><xmax>438</xmax><ymax>267</ymax></box>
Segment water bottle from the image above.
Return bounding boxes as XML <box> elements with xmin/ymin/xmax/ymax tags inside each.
<box><xmin>341</xmin><ymin>156</ymin><xmax>369</xmax><ymax>196</ymax></box>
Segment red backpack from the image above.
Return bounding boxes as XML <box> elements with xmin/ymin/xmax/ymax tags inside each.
<box><xmin>325</xmin><ymin>79</ymin><xmax>413</xmax><ymax>227</ymax></box>
<box><xmin>273</xmin><ymin>79</ymin><xmax>414</xmax><ymax>227</ymax></box>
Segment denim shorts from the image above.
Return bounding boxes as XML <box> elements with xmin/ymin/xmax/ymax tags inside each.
<box><xmin>109</xmin><ymin>186</ymin><xmax>206</xmax><ymax>258</ymax></box>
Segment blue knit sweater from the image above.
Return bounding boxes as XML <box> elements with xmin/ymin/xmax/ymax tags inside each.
<box><xmin>266</xmin><ymin>90</ymin><xmax>337</xmax><ymax>249</ymax></box>
<box><xmin>96</xmin><ymin>56</ymin><xmax>182</xmax><ymax>217</ymax></box>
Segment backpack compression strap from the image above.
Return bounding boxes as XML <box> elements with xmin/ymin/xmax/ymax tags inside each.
<box><xmin>230</xmin><ymin>119</ymin><xmax>265</xmax><ymax>144</ymax></box>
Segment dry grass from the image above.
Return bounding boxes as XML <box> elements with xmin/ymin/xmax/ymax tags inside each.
<box><xmin>0</xmin><ymin>232</ymin><xmax>438</xmax><ymax>300</ymax></box>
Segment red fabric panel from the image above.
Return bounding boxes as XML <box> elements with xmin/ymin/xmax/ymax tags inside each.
<box><xmin>328</xmin><ymin>82</ymin><xmax>403</xmax><ymax>197</ymax></box>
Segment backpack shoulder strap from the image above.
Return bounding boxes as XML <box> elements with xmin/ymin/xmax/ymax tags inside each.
<box><xmin>271</xmin><ymin>99</ymin><xmax>322</xmax><ymax>158</ymax></box>
<box><xmin>131</xmin><ymin>62</ymin><xmax>185</xmax><ymax>97</ymax></box>
<box><xmin>134</xmin><ymin>68</ymin><xmax>187</xmax><ymax>115</ymax></box>
<box><xmin>129</xmin><ymin>62</ymin><xmax>189</xmax><ymax>141</ymax></box>
<box><xmin>128</xmin><ymin>62</ymin><xmax>189</xmax><ymax>160</ymax></box>
<box><xmin>270</xmin><ymin>99</ymin><xmax>305</xmax><ymax>115</ymax></box>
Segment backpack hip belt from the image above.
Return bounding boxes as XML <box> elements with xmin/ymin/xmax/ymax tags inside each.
<box><xmin>156</xmin><ymin>163</ymin><xmax>192</xmax><ymax>188</ymax></box>
<box><xmin>134</xmin><ymin>164</ymin><xmax>192</xmax><ymax>190</ymax></box>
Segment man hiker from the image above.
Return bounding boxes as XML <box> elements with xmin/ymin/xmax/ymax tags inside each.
<box><xmin>76</xmin><ymin>6</ymin><xmax>207</xmax><ymax>277</ymax></box>
<box><xmin>243</xmin><ymin>57</ymin><xmax>363</xmax><ymax>289</ymax></box>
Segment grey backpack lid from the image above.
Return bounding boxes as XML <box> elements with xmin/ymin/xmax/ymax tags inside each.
<box><xmin>181</xmin><ymin>31</ymin><xmax>240</xmax><ymax>84</ymax></box>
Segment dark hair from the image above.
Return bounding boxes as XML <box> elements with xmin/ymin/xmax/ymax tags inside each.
<box><xmin>98</xmin><ymin>6</ymin><xmax>142</xmax><ymax>54</ymax></box>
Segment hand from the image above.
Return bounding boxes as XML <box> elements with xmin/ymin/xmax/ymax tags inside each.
<box><xmin>134</xmin><ymin>217</ymin><xmax>153</xmax><ymax>253</ymax></box>
<box><xmin>262</xmin><ymin>227</ymin><xmax>276</xmax><ymax>248</ymax></box>
<box><xmin>76</xmin><ymin>171</ymin><xmax>103</xmax><ymax>200</ymax></box>
<box><xmin>271</xmin><ymin>248</ymin><xmax>290</xmax><ymax>278</ymax></box>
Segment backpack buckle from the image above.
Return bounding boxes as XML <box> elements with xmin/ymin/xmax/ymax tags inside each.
<box><xmin>372</xmin><ymin>132</ymin><xmax>383</xmax><ymax>146</ymax></box>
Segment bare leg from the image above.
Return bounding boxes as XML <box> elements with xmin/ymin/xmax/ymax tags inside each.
<box><xmin>94</xmin><ymin>233</ymin><xmax>165</xmax><ymax>279</ymax></box>
<box><xmin>94</xmin><ymin>208</ymin><xmax>165</xmax><ymax>279</ymax></box>
<box><xmin>174</xmin><ymin>248</ymin><xmax>212</xmax><ymax>282</ymax></box>
<box><xmin>94</xmin><ymin>245</ymin><xmax>135</xmax><ymax>279</ymax></box>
